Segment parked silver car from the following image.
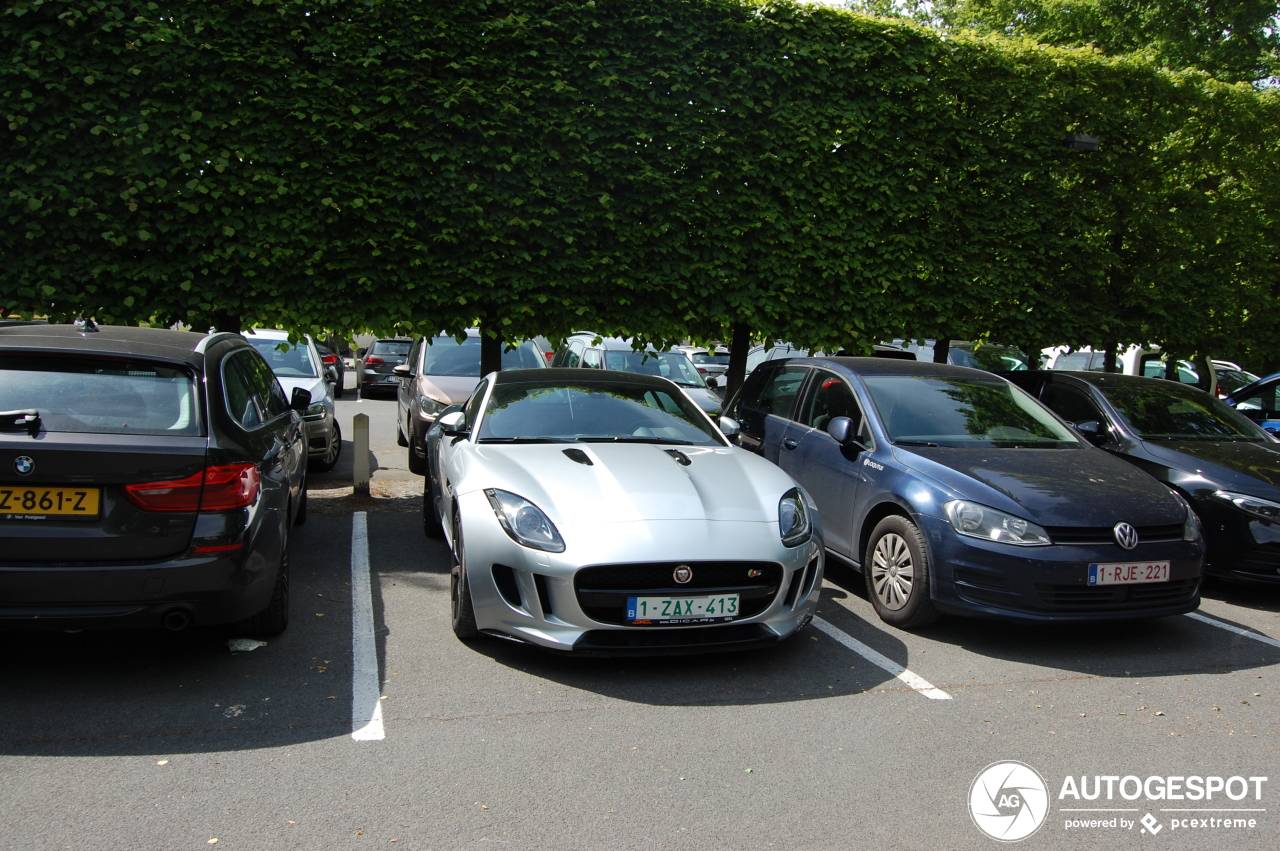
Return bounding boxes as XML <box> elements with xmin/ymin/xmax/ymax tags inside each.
<box><xmin>242</xmin><ymin>330</ymin><xmax>341</xmax><ymax>472</ymax></box>
<box><xmin>551</xmin><ymin>333</ymin><xmax>723</xmax><ymax>416</ymax></box>
<box><xmin>422</xmin><ymin>369</ymin><xmax>825</xmax><ymax>654</ymax></box>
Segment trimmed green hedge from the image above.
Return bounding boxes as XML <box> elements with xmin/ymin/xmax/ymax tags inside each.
<box><xmin>4</xmin><ymin>0</ymin><xmax>1278</xmax><ymax>364</ymax></box>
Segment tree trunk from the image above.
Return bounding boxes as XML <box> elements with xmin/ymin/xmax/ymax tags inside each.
<box><xmin>933</xmin><ymin>337</ymin><xmax>950</xmax><ymax>364</ymax></box>
<box><xmin>722</xmin><ymin>322</ymin><xmax>751</xmax><ymax>404</ymax></box>
<box><xmin>479</xmin><ymin>328</ymin><xmax>503</xmax><ymax>376</ymax></box>
<box><xmin>209</xmin><ymin>310</ymin><xmax>241</xmax><ymax>334</ymax></box>
<box><xmin>1103</xmin><ymin>346</ymin><xmax>1118</xmax><ymax>373</ymax></box>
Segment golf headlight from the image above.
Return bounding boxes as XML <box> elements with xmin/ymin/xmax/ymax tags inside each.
<box><xmin>778</xmin><ymin>488</ymin><xmax>812</xmax><ymax>547</ymax></box>
<box><xmin>485</xmin><ymin>489</ymin><xmax>565</xmax><ymax>552</ymax></box>
<box><xmin>419</xmin><ymin>395</ymin><xmax>446</xmax><ymax>417</ymax></box>
<box><xmin>304</xmin><ymin>401</ymin><xmax>326</xmax><ymax>419</ymax></box>
<box><xmin>1169</xmin><ymin>491</ymin><xmax>1202</xmax><ymax>540</ymax></box>
<box><xmin>1213</xmin><ymin>490</ymin><xmax>1280</xmax><ymax>523</ymax></box>
<box><xmin>944</xmin><ymin>500</ymin><xmax>1050</xmax><ymax>546</ymax></box>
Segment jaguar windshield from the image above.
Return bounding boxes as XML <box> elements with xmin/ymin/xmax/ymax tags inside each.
<box><xmin>478</xmin><ymin>381</ymin><xmax>724</xmax><ymax>446</ymax></box>
<box><xmin>863</xmin><ymin>374</ymin><xmax>1078</xmax><ymax>448</ymax></box>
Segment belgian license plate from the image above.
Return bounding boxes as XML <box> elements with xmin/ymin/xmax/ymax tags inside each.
<box><xmin>1088</xmin><ymin>561</ymin><xmax>1171</xmax><ymax>585</ymax></box>
<box><xmin>626</xmin><ymin>594</ymin><xmax>740</xmax><ymax>624</ymax></box>
<box><xmin>0</xmin><ymin>486</ymin><xmax>101</xmax><ymax>519</ymax></box>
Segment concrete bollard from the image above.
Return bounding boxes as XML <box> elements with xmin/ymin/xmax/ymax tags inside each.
<box><xmin>352</xmin><ymin>413</ymin><xmax>370</xmax><ymax>497</ymax></box>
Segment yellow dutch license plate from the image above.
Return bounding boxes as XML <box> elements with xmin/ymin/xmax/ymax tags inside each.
<box><xmin>0</xmin><ymin>486</ymin><xmax>101</xmax><ymax>518</ymax></box>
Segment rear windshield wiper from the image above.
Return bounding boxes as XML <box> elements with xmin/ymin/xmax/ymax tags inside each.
<box><xmin>0</xmin><ymin>409</ymin><xmax>40</xmax><ymax>436</ymax></box>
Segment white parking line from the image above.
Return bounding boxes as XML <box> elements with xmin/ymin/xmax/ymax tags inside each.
<box><xmin>812</xmin><ymin>616</ymin><xmax>952</xmax><ymax>700</ymax></box>
<box><xmin>1186</xmin><ymin>611</ymin><xmax>1280</xmax><ymax>651</ymax></box>
<box><xmin>350</xmin><ymin>512</ymin><xmax>385</xmax><ymax>741</ymax></box>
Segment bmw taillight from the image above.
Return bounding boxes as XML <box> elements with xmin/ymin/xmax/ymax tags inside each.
<box><xmin>121</xmin><ymin>463</ymin><xmax>260</xmax><ymax>512</ymax></box>
<box><xmin>122</xmin><ymin>471</ymin><xmax>204</xmax><ymax>512</ymax></box>
<box><xmin>201</xmin><ymin>463</ymin><xmax>261</xmax><ymax>510</ymax></box>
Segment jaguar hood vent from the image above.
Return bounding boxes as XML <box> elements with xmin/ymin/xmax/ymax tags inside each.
<box><xmin>562</xmin><ymin>448</ymin><xmax>593</xmax><ymax>466</ymax></box>
<box><xmin>664</xmin><ymin>449</ymin><xmax>692</xmax><ymax>466</ymax></box>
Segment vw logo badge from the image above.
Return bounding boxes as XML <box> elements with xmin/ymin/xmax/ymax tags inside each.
<box><xmin>673</xmin><ymin>565</ymin><xmax>693</xmax><ymax>584</ymax></box>
<box><xmin>13</xmin><ymin>456</ymin><xmax>33</xmax><ymax>476</ymax></box>
<box><xmin>1114</xmin><ymin>522</ymin><xmax>1139</xmax><ymax>551</ymax></box>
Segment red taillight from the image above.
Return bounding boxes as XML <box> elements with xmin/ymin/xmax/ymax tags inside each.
<box><xmin>696</xmin><ymin>367</ymin><xmax>708</xmax><ymax>376</ymax></box>
<box><xmin>364</xmin><ymin>356</ymin><xmax>384</xmax><ymax>365</ymax></box>
<box><xmin>121</xmin><ymin>463</ymin><xmax>260</xmax><ymax>513</ymax></box>
<box><xmin>122</xmin><ymin>471</ymin><xmax>204</xmax><ymax>512</ymax></box>
<box><xmin>544</xmin><ymin>352</ymin><xmax>554</xmax><ymax>363</ymax></box>
<box><xmin>321</xmin><ymin>354</ymin><xmax>338</xmax><ymax>365</ymax></box>
<box><xmin>201</xmin><ymin>463</ymin><xmax>261</xmax><ymax>510</ymax></box>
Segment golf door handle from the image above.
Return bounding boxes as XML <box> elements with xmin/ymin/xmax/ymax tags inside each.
<box><xmin>782</xmin><ymin>438</ymin><xmax>798</xmax><ymax>450</ymax></box>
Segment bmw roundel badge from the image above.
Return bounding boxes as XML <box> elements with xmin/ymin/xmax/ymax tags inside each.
<box><xmin>13</xmin><ymin>456</ymin><xmax>34</xmax><ymax>476</ymax></box>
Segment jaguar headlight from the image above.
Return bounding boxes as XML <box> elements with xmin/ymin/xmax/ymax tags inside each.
<box><xmin>419</xmin><ymin>395</ymin><xmax>446</xmax><ymax>417</ymax></box>
<box><xmin>485</xmin><ymin>489</ymin><xmax>565</xmax><ymax>553</ymax></box>
<box><xmin>944</xmin><ymin>500</ymin><xmax>1050</xmax><ymax>546</ymax></box>
<box><xmin>1213</xmin><ymin>490</ymin><xmax>1280</xmax><ymax>523</ymax></box>
<box><xmin>778</xmin><ymin>488</ymin><xmax>812</xmax><ymax>548</ymax></box>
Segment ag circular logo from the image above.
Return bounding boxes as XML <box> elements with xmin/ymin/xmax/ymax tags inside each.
<box><xmin>13</xmin><ymin>456</ymin><xmax>33</xmax><ymax>476</ymax></box>
<box><xmin>969</xmin><ymin>761</ymin><xmax>1049</xmax><ymax>842</ymax></box>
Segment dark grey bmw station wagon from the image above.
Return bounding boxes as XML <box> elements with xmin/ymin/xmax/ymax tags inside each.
<box><xmin>0</xmin><ymin>324</ymin><xmax>309</xmax><ymax>635</ymax></box>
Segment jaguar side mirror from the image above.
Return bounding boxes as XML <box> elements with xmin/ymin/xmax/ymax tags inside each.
<box><xmin>437</xmin><ymin>410</ymin><xmax>467</xmax><ymax>435</ymax></box>
<box><xmin>719</xmin><ymin>416</ymin><xmax>740</xmax><ymax>438</ymax></box>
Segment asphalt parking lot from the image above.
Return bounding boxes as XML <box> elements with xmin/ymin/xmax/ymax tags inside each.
<box><xmin>2</xmin><ymin>386</ymin><xmax>1277</xmax><ymax>850</ymax></box>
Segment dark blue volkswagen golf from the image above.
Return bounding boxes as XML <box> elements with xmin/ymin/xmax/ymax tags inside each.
<box><xmin>722</xmin><ymin>358</ymin><xmax>1204</xmax><ymax>628</ymax></box>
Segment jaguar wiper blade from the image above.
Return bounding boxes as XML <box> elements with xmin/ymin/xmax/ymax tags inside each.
<box><xmin>0</xmin><ymin>409</ymin><xmax>40</xmax><ymax>436</ymax></box>
<box><xmin>477</xmin><ymin>436</ymin><xmax>576</xmax><ymax>444</ymax></box>
<box><xmin>578</xmin><ymin>436</ymin><xmax>696</xmax><ymax>445</ymax></box>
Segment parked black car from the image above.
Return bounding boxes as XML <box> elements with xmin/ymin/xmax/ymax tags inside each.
<box><xmin>1007</xmin><ymin>370</ymin><xmax>1280</xmax><ymax>585</ymax></box>
<box><xmin>723</xmin><ymin>358</ymin><xmax>1204</xmax><ymax>627</ymax></box>
<box><xmin>0</xmin><ymin>325</ymin><xmax>309</xmax><ymax>634</ymax></box>
<box><xmin>357</xmin><ymin>338</ymin><xmax>413</xmax><ymax>398</ymax></box>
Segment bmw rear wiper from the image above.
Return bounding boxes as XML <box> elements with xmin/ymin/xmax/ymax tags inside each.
<box><xmin>0</xmin><ymin>409</ymin><xmax>40</xmax><ymax>436</ymax></box>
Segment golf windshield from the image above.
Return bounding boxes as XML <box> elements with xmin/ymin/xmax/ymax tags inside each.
<box><xmin>478</xmin><ymin>381</ymin><xmax>724</xmax><ymax>445</ymax></box>
<box><xmin>863</xmin><ymin>375</ymin><xmax>1079</xmax><ymax>448</ymax></box>
<box><xmin>1101</xmin><ymin>380</ymin><xmax>1265</xmax><ymax>441</ymax></box>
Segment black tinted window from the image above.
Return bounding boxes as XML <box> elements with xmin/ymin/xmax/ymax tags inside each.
<box><xmin>746</xmin><ymin>365</ymin><xmax>807</xmax><ymax>419</ymax></box>
<box><xmin>0</xmin><ymin>354</ymin><xmax>202</xmax><ymax>436</ymax></box>
<box><xmin>800</xmin><ymin>372</ymin><xmax>863</xmax><ymax>433</ymax></box>
<box><xmin>1041</xmin><ymin>383</ymin><xmax>1104</xmax><ymax>425</ymax></box>
<box><xmin>223</xmin><ymin>351</ymin><xmax>266</xmax><ymax>430</ymax></box>
<box><xmin>1102</xmin><ymin>381</ymin><xmax>1263</xmax><ymax>440</ymax></box>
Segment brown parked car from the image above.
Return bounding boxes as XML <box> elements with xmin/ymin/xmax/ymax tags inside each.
<box><xmin>395</xmin><ymin>331</ymin><xmax>546</xmax><ymax>474</ymax></box>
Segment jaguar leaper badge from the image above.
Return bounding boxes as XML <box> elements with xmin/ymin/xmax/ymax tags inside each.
<box><xmin>673</xmin><ymin>565</ymin><xmax>693</xmax><ymax>584</ymax></box>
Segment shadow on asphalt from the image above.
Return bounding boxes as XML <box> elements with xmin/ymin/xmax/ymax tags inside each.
<box><xmin>0</xmin><ymin>515</ymin><xmax>359</xmax><ymax>757</ymax></box>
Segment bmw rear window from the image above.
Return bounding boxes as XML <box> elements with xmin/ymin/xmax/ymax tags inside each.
<box><xmin>0</xmin><ymin>355</ymin><xmax>203</xmax><ymax>436</ymax></box>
